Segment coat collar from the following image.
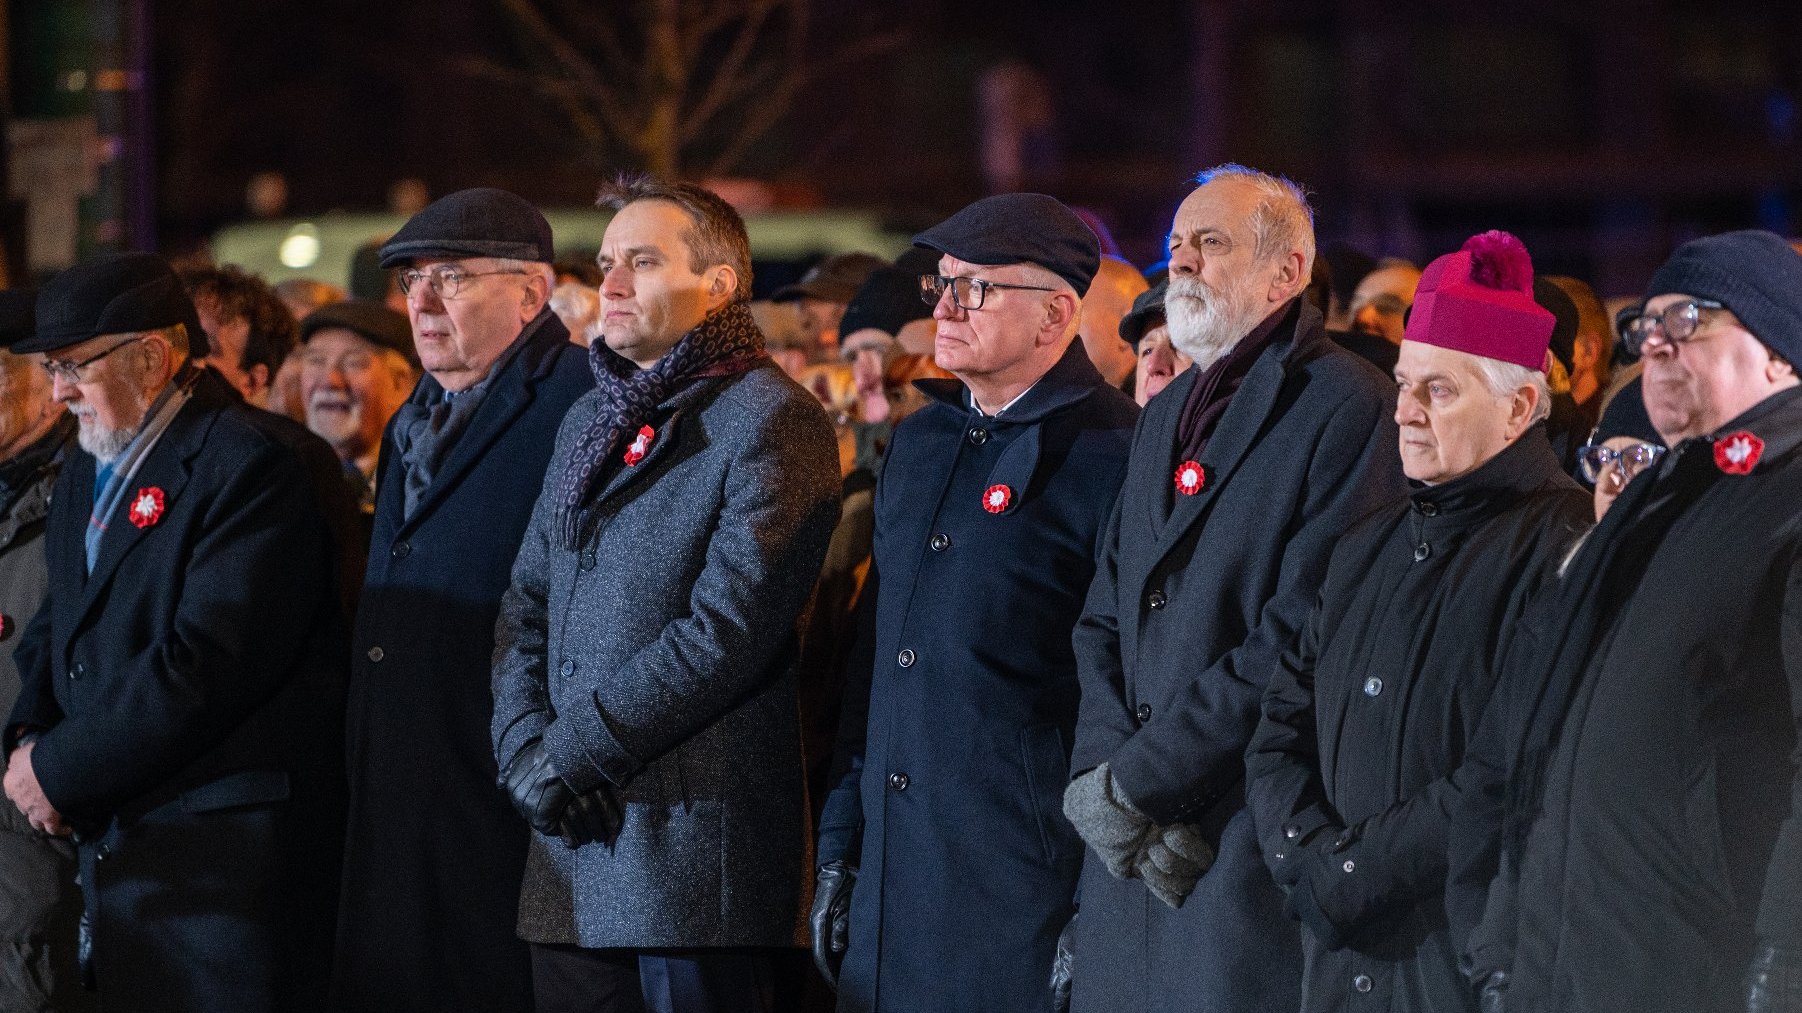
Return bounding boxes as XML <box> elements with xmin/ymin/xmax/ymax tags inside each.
<box><xmin>913</xmin><ymin>338</ymin><xmax>1113</xmax><ymax>425</ymax></box>
<box><xmin>1406</xmin><ymin>423</ymin><xmax>1575</xmax><ymax>526</ymax></box>
<box><xmin>1694</xmin><ymin>382</ymin><xmax>1802</xmax><ymax>470</ymax></box>
<box><xmin>580</xmin><ymin>363</ymin><xmax>741</xmax><ymax>516</ymax></box>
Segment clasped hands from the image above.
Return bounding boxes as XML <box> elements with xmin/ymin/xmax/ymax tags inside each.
<box><xmin>1063</xmin><ymin>763</ymin><xmax>1213</xmax><ymax>909</ymax></box>
<box><xmin>3</xmin><ymin>741</ymin><xmax>70</xmax><ymax>837</ymax></box>
<box><xmin>499</xmin><ymin>738</ymin><xmax>622</xmax><ymax>849</ymax></box>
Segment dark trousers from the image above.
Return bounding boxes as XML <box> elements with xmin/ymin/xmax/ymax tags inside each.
<box><xmin>0</xmin><ymin>797</ymin><xmax>89</xmax><ymax>1012</ymax></box>
<box><xmin>530</xmin><ymin>944</ymin><xmax>776</xmax><ymax>1013</ymax></box>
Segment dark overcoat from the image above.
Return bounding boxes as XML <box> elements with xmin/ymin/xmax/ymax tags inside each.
<box><xmin>1497</xmin><ymin>388</ymin><xmax>1802</xmax><ymax>1013</ymax></box>
<box><xmin>817</xmin><ymin>342</ymin><xmax>1138</xmax><ymax>1012</ymax></box>
<box><xmin>491</xmin><ymin>358</ymin><xmax>840</xmax><ymax>948</ymax></box>
<box><xmin>333</xmin><ymin>313</ymin><xmax>591</xmax><ymax>1012</ymax></box>
<box><xmin>1244</xmin><ymin>431</ymin><xmax>1588</xmax><ymax>1013</ymax></box>
<box><xmin>5</xmin><ymin>369</ymin><xmax>355</xmax><ymax>1012</ymax></box>
<box><xmin>1068</xmin><ymin>301</ymin><xmax>1406</xmax><ymax>1013</ymax></box>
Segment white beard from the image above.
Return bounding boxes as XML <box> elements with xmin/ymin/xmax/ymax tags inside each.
<box><xmin>72</xmin><ymin>393</ymin><xmax>150</xmax><ymax>466</ymax></box>
<box><xmin>1164</xmin><ymin>275</ymin><xmax>1265</xmax><ymax>372</ymax></box>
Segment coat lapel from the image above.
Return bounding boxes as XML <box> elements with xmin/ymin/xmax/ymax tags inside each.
<box><xmin>77</xmin><ymin>408</ymin><xmax>204</xmax><ymax>625</ymax></box>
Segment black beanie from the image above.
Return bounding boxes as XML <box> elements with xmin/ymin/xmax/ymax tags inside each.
<box><xmin>839</xmin><ymin>267</ymin><xmax>932</xmax><ymax>339</ymax></box>
<box><xmin>1646</xmin><ymin>230</ymin><xmax>1802</xmax><ymax>365</ymax></box>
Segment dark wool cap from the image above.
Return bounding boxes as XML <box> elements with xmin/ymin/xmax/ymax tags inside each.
<box><xmin>1533</xmin><ymin>275</ymin><xmax>1579</xmax><ymax>373</ymax></box>
<box><xmin>378</xmin><ymin>187</ymin><xmax>554</xmax><ymax>269</ymax></box>
<box><xmin>1593</xmin><ymin>376</ymin><xmax>1661</xmax><ymax>447</ymax></box>
<box><xmin>1119</xmin><ymin>279</ymin><xmax>1168</xmax><ymax>348</ymax></box>
<box><xmin>839</xmin><ymin>266</ymin><xmax>933</xmax><ymax>339</ymax></box>
<box><xmin>20</xmin><ymin>252</ymin><xmax>209</xmax><ymax>357</ymax></box>
<box><xmin>772</xmin><ymin>251</ymin><xmax>890</xmax><ymax>304</ymax></box>
<box><xmin>1646</xmin><ymin>229</ymin><xmax>1802</xmax><ymax>365</ymax></box>
<box><xmin>0</xmin><ymin>289</ymin><xmax>35</xmax><ymax>351</ymax></box>
<box><xmin>300</xmin><ymin>299</ymin><xmax>418</xmax><ymax>367</ymax></box>
<box><xmin>912</xmin><ymin>193</ymin><xmax>1101</xmax><ymax>294</ymax></box>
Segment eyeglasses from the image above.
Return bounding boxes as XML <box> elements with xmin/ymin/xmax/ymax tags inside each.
<box><xmin>40</xmin><ymin>335</ymin><xmax>145</xmax><ymax>385</ymax></box>
<box><xmin>398</xmin><ymin>266</ymin><xmax>528</xmax><ymax>300</ymax></box>
<box><xmin>1620</xmin><ymin>299</ymin><xmax>1725</xmax><ymax>357</ymax></box>
<box><xmin>919</xmin><ymin>274</ymin><xmax>1056</xmax><ymax>312</ymax></box>
<box><xmin>1577</xmin><ymin>440</ymin><xmax>1665</xmax><ymax>485</ymax></box>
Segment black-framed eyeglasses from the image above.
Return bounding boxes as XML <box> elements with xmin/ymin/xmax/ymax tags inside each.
<box><xmin>1621</xmin><ymin>299</ymin><xmax>1725</xmax><ymax>357</ymax></box>
<box><xmin>919</xmin><ymin>274</ymin><xmax>1056</xmax><ymax>312</ymax></box>
<box><xmin>398</xmin><ymin>266</ymin><xmax>528</xmax><ymax>300</ymax></box>
<box><xmin>40</xmin><ymin>334</ymin><xmax>145</xmax><ymax>385</ymax></box>
<box><xmin>1577</xmin><ymin>439</ymin><xmax>1665</xmax><ymax>485</ymax></box>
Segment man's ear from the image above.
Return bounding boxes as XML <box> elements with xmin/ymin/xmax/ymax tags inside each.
<box><xmin>521</xmin><ymin>270</ymin><xmax>552</xmax><ymax>318</ymax></box>
<box><xmin>1043</xmin><ymin>290</ymin><xmax>1079</xmax><ymax>346</ymax></box>
<box><xmin>1266</xmin><ymin>251</ymin><xmax>1306</xmax><ymax>304</ymax></box>
<box><xmin>707</xmin><ymin>264</ymin><xmax>739</xmax><ymax>311</ymax></box>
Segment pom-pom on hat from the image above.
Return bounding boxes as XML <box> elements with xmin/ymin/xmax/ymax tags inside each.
<box><xmin>1403</xmin><ymin>230</ymin><xmax>1556</xmax><ymax>372</ymax></box>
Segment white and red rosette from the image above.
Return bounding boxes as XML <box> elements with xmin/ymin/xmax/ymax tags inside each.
<box><xmin>1174</xmin><ymin>460</ymin><xmax>1206</xmax><ymax>496</ymax></box>
<box><xmin>127</xmin><ymin>487</ymin><xmax>165</xmax><ymax>529</ymax></box>
<box><xmin>1713</xmin><ymin>431</ymin><xmax>1763</xmax><ymax>475</ymax></box>
<box><xmin>981</xmin><ymin>483</ymin><xmax>1013</xmax><ymax>514</ymax></box>
<box><xmin>623</xmin><ymin>425</ymin><xmax>655</xmax><ymax>466</ymax></box>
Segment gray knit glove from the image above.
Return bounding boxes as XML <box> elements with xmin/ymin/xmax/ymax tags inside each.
<box><xmin>1063</xmin><ymin>763</ymin><xmax>1153</xmax><ymax>879</ymax></box>
<box><xmin>1135</xmin><ymin>822</ymin><xmax>1214</xmax><ymax>909</ymax></box>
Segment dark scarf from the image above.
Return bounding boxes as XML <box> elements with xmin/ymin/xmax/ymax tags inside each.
<box><xmin>1175</xmin><ymin>298</ymin><xmax>1296</xmax><ymax>466</ymax></box>
<box><xmin>0</xmin><ymin>412</ymin><xmax>75</xmax><ymax>515</ymax></box>
<box><xmin>553</xmin><ymin>300</ymin><xmax>767</xmax><ymax>549</ymax></box>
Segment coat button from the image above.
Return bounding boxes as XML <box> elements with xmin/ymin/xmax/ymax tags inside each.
<box><xmin>1353</xmin><ymin>973</ymin><xmax>1373</xmax><ymax>993</ymax></box>
<box><xmin>967</xmin><ymin>427</ymin><xmax>989</xmax><ymax>446</ymax></box>
<box><xmin>1363</xmin><ymin>676</ymin><xmax>1383</xmax><ymax>697</ymax></box>
<box><xmin>1413</xmin><ymin>543</ymin><xmax>1430</xmax><ymax>562</ymax></box>
<box><xmin>559</xmin><ymin>660</ymin><xmax>576</xmax><ymax>678</ymax></box>
<box><xmin>1147</xmin><ymin>590</ymin><xmax>1167</xmax><ymax>610</ymax></box>
<box><xmin>1342</xmin><ymin>859</ymin><xmax>1357</xmax><ymax>873</ymax></box>
<box><xmin>1136</xmin><ymin>703</ymin><xmax>1153</xmax><ymax>723</ymax></box>
<box><xmin>391</xmin><ymin>541</ymin><xmax>411</xmax><ymax>560</ymax></box>
<box><xmin>929</xmin><ymin>533</ymin><xmax>951</xmax><ymax>552</ymax></box>
<box><xmin>69</xmin><ymin>662</ymin><xmax>85</xmax><ymax>680</ymax></box>
<box><xmin>579</xmin><ymin>550</ymin><xmax>597</xmax><ymax>571</ymax></box>
<box><xmin>1417</xmin><ymin>501</ymin><xmax>1439</xmax><ymax>517</ymax></box>
<box><xmin>1284</xmin><ymin>825</ymin><xmax>1301</xmax><ymax>841</ymax></box>
<box><xmin>96</xmin><ymin>845</ymin><xmax>111</xmax><ymax>862</ymax></box>
<box><xmin>366</xmin><ymin>646</ymin><xmax>384</xmax><ymax>663</ymax></box>
<box><xmin>888</xmin><ymin>772</ymin><xmax>910</xmax><ymax>791</ymax></box>
<box><xmin>898</xmin><ymin>649</ymin><xmax>915</xmax><ymax>668</ymax></box>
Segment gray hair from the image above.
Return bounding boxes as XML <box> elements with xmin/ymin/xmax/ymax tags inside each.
<box><xmin>1471</xmin><ymin>356</ymin><xmax>1552</xmax><ymax>425</ymax></box>
<box><xmin>1193</xmin><ymin>163</ymin><xmax>1317</xmax><ymax>277</ymax></box>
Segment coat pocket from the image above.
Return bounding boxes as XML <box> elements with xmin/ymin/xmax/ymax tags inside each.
<box><xmin>1021</xmin><ymin>724</ymin><xmax>1074</xmax><ymax>868</ymax></box>
<box><xmin>180</xmin><ymin>770</ymin><xmax>291</xmax><ymax>814</ymax></box>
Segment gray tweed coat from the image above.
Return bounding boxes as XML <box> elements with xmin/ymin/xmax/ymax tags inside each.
<box><xmin>491</xmin><ymin>359</ymin><xmax>840</xmax><ymax>949</ymax></box>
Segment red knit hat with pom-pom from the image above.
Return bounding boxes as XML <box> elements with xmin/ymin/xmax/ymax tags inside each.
<box><xmin>1403</xmin><ymin>230</ymin><xmax>1556</xmax><ymax>371</ymax></box>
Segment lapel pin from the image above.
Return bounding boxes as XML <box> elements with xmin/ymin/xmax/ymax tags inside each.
<box><xmin>982</xmin><ymin>484</ymin><xmax>1013</xmax><ymax>514</ymax></box>
<box><xmin>0</xmin><ymin>613</ymin><xmax>11</xmax><ymax>642</ymax></box>
<box><xmin>1175</xmin><ymin>461</ymin><xmax>1206</xmax><ymax>496</ymax></box>
<box><xmin>623</xmin><ymin>425</ymin><xmax>655</xmax><ymax>466</ymax></box>
<box><xmin>1713</xmin><ymin>431</ymin><xmax>1763</xmax><ymax>475</ymax></box>
<box><xmin>127</xmin><ymin>487</ymin><xmax>166</xmax><ymax>529</ymax></box>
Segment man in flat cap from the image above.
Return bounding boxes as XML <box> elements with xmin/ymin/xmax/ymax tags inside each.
<box><xmin>489</xmin><ymin>175</ymin><xmax>838</xmax><ymax>1012</ymax></box>
<box><xmin>296</xmin><ymin>299</ymin><xmax>417</xmax><ymax>515</ymax></box>
<box><xmin>1244</xmin><ymin>231</ymin><xmax>1590</xmax><ymax>1013</ymax></box>
<box><xmin>333</xmin><ymin>187</ymin><xmax>591</xmax><ymax>1013</ymax></box>
<box><xmin>0</xmin><ymin>252</ymin><xmax>356</xmax><ymax>1011</ymax></box>
<box><xmin>0</xmin><ymin>289</ymin><xmax>87</xmax><ymax>1013</ymax></box>
<box><xmin>811</xmin><ymin>193</ymin><xmax>1138</xmax><ymax>1011</ymax></box>
<box><xmin>1120</xmin><ymin>280</ymin><xmax>1191</xmax><ymax>406</ymax></box>
<box><xmin>774</xmin><ymin>251</ymin><xmax>890</xmax><ymax>360</ymax></box>
<box><xmin>1452</xmin><ymin>230</ymin><xmax>1802</xmax><ymax>1013</ymax></box>
<box><xmin>1061</xmin><ymin>164</ymin><xmax>1404</xmax><ymax>1013</ymax></box>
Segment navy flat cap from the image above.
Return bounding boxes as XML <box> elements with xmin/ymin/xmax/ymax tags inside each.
<box><xmin>912</xmin><ymin>193</ymin><xmax>1101</xmax><ymax>295</ymax></box>
<box><xmin>19</xmin><ymin>252</ymin><xmax>209</xmax><ymax>357</ymax></box>
<box><xmin>1120</xmin><ymin>279</ymin><xmax>1168</xmax><ymax>348</ymax></box>
<box><xmin>378</xmin><ymin>187</ymin><xmax>555</xmax><ymax>269</ymax></box>
<box><xmin>300</xmin><ymin>299</ymin><xmax>418</xmax><ymax>368</ymax></box>
<box><xmin>0</xmin><ymin>289</ymin><xmax>35</xmax><ymax>351</ymax></box>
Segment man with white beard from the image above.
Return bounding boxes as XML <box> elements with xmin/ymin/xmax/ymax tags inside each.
<box><xmin>297</xmin><ymin>300</ymin><xmax>418</xmax><ymax>514</ymax></box>
<box><xmin>1057</xmin><ymin>164</ymin><xmax>1405</xmax><ymax>1013</ymax></box>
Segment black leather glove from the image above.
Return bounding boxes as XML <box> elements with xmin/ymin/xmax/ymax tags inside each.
<box><xmin>499</xmin><ymin>738</ymin><xmax>574</xmax><ymax>835</ymax></box>
<box><xmin>1476</xmin><ymin>970</ymin><xmax>1507</xmax><ymax>1013</ymax></box>
<box><xmin>1049</xmin><ymin>911</ymin><xmax>1076</xmax><ymax>1013</ymax></box>
<box><xmin>558</xmin><ymin>785</ymin><xmax>623</xmax><ymax>849</ymax></box>
<box><xmin>1748</xmin><ymin>944</ymin><xmax>1802</xmax><ymax>1013</ymax></box>
<box><xmin>810</xmin><ymin>861</ymin><xmax>856</xmax><ymax>988</ymax></box>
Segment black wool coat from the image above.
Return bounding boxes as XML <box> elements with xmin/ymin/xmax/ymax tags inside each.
<box><xmin>1494</xmin><ymin>387</ymin><xmax>1802</xmax><ymax>1013</ymax></box>
<box><xmin>1245</xmin><ymin>430</ymin><xmax>1589</xmax><ymax>1013</ymax></box>
<box><xmin>1068</xmin><ymin>301</ymin><xmax>1407</xmax><ymax>1013</ymax></box>
<box><xmin>332</xmin><ymin>314</ymin><xmax>591</xmax><ymax>1013</ymax></box>
<box><xmin>817</xmin><ymin>341</ymin><xmax>1138</xmax><ymax>1012</ymax></box>
<box><xmin>5</xmin><ymin>368</ymin><xmax>358</xmax><ymax>1012</ymax></box>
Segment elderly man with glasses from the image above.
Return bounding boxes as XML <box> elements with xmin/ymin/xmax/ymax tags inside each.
<box><xmin>811</xmin><ymin>194</ymin><xmax>1138</xmax><ymax>1012</ymax></box>
<box><xmin>1</xmin><ymin>253</ymin><xmax>357</xmax><ymax>1012</ymax></box>
<box><xmin>1450</xmin><ymin>230</ymin><xmax>1802</xmax><ymax>1013</ymax></box>
<box><xmin>333</xmin><ymin>188</ymin><xmax>592</xmax><ymax>1013</ymax></box>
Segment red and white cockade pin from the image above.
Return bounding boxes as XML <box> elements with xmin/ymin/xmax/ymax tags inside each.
<box><xmin>0</xmin><ymin>613</ymin><xmax>12</xmax><ymax>642</ymax></box>
<box><xmin>127</xmin><ymin>487</ymin><xmax>165</xmax><ymax>529</ymax></box>
<box><xmin>982</xmin><ymin>484</ymin><xmax>1013</xmax><ymax>514</ymax></box>
<box><xmin>1713</xmin><ymin>431</ymin><xmax>1763</xmax><ymax>475</ymax></box>
<box><xmin>1174</xmin><ymin>460</ymin><xmax>1206</xmax><ymax>496</ymax></box>
<box><xmin>623</xmin><ymin>425</ymin><xmax>655</xmax><ymax>466</ymax></box>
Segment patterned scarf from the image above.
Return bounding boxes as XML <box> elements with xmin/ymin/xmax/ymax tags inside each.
<box><xmin>554</xmin><ymin>300</ymin><xmax>767</xmax><ymax>548</ymax></box>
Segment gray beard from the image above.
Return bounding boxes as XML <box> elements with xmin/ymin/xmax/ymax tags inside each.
<box><xmin>1164</xmin><ymin>276</ymin><xmax>1263</xmax><ymax>373</ymax></box>
<box><xmin>74</xmin><ymin>390</ymin><xmax>151</xmax><ymax>466</ymax></box>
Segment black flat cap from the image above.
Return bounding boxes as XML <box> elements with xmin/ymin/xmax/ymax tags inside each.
<box><xmin>19</xmin><ymin>252</ymin><xmax>209</xmax><ymax>356</ymax></box>
<box><xmin>772</xmin><ymin>251</ymin><xmax>889</xmax><ymax>303</ymax></box>
<box><xmin>912</xmin><ymin>193</ymin><xmax>1100</xmax><ymax>294</ymax></box>
<box><xmin>839</xmin><ymin>267</ymin><xmax>933</xmax><ymax>339</ymax></box>
<box><xmin>1119</xmin><ymin>279</ymin><xmax>1168</xmax><ymax>348</ymax></box>
<box><xmin>1532</xmin><ymin>275</ymin><xmax>1578</xmax><ymax>373</ymax></box>
<box><xmin>300</xmin><ymin>299</ymin><xmax>418</xmax><ymax>368</ymax></box>
<box><xmin>0</xmin><ymin>289</ymin><xmax>35</xmax><ymax>351</ymax></box>
<box><xmin>377</xmin><ymin>187</ymin><xmax>554</xmax><ymax>269</ymax></box>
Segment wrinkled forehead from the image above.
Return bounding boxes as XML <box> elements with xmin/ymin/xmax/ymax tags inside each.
<box><xmin>1170</xmin><ymin>177</ymin><xmax>1261</xmax><ymax>239</ymax></box>
<box><xmin>935</xmin><ymin>253</ymin><xmax>1041</xmax><ymax>283</ymax></box>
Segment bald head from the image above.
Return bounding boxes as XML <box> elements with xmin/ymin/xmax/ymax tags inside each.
<box><xmin>1079</xmin><ymin>255</ymin><xmax>1149</xmax><ymax>386</ymax></box>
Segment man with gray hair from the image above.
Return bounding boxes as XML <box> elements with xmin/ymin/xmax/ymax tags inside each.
<box><xmin>1059</xmin><ymin>164</ymin><xmax>1404</xmax><ymax>1012</ymax></box>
